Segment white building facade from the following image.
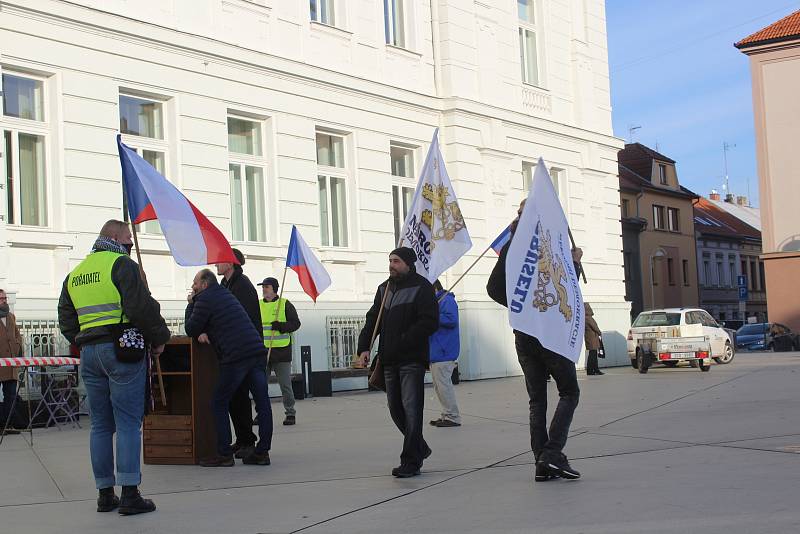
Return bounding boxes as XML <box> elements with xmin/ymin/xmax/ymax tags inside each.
<box><xmin>0</xmin><ymin>0</ymin><xmax>628</xmax><ymax>383</ymax></box>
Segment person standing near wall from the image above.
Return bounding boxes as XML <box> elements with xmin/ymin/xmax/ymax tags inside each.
<box><xmin>0</xmin><ymin>289</ymin><xmax>23</xmax><ymax>435</ymax></box>
<box><xmin>584</xmin><ymin>303</ymin><xmax>604</xmax><ymax>376</ymax></box>
<box><xmin>429</xmin><ymin>280</ymin><xmax>461</xmax><ymax>428</ymax></box>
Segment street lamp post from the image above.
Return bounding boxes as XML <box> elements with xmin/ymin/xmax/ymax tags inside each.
<box><xmin>649</xmin><ymin>247</ymin><xmax>667</xmax><ymax>310</ymax></box>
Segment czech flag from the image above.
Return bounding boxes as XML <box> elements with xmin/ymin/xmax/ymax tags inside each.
<box><xmin>286</xmin><ymin>225</ymin><xmax>331</xmax><ymax>302</ymax></box>
<box><xmin>490</xmin><ymin>225</ymin><xmax>512</xmax><ymax>255</ymax></box>
<box><xmin>117</xmin><ymin>135</ymin><xmax>238</xmax><ymax>266</ymax></box>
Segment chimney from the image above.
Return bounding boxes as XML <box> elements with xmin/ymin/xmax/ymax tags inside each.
<box><xmin>724</xmin><ymin>193</ymin><xmax>735</xmax><ymax>203</ymax></box>
<box><xmin>709</xmin><ymin>189</ymin><xmax>721</xmax><ymax>201</ymax></box>
<box><xmin>736</xmin><ymin>196</ymin><xmax>748</xmax><ymax>206</ymax></box>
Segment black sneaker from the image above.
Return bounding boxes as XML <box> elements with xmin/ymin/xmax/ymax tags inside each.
<box><xmin>234</xmin><ymin>445</ymin><xmax>254</xmax><ymax>459</ymax></box>
<box><xmin>540</xmin><ymin>453</ymin><xmax>581</xmax><ymax>480</ymax></box>
<box><xmin>433</xmin><ymin>419</ymin><xmax>461</xmax><ymax>427</ymax></box>
<box><xmin>242</xmin><ymin>450</ymin><xmax>271</xmax><ymax>465</ymax></box>
<box><xmin>534</xmin><ymin>462</ymin><xmax>559</xmax><ymax>482</ymax></box>
<box><xmin>118</xmin><ymin>487</ymin><xmax>156</xmax><ymax>516</ymax></box>
<box><xmin>199</xmin><ymin>455</ymin><xmax>235</xmax><ymax>467</ymax></box>
<box><xmin>429</xmin><ymin>418</ymin><xmax>443</xmax><ymax>426</ymax></box>
<box><xmin>392</xmin><ymin>464</ymin><xmax>420</xmax><ymax>478</ymax></box>
<box><xmin>283</xmin><ymin>415</ymin><xmax>296</xmax><ymax>426</ymax></box>
<box><xmin>97</xmin><ymin>490</ymin><xmax>119</xmax><ymax>512</ymax></box>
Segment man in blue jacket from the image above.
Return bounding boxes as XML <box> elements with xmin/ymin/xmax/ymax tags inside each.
<box><xmin>185</xmin><ymin>269</ymin><xmax>273</xmax><ymax>467</ymax></box>
<box><xmin>429</xmin><ymin>280</ymin><xmax>461</xmax><ymax>427</ymax></box>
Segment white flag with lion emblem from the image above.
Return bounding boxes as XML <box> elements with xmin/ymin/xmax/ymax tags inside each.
<box><xmin>400</xmin><ymin>129</ymin><xmax>472</xmax><ymax>282</ymax></box>
<box><xmin>505</xmin><ymin>159</ymin><xmax>584</xmax><ymax>362</ymax></box>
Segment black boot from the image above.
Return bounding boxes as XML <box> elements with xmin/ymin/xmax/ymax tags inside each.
<box><xmin>118</xmin><ymin>486</ymin><xmax>156</xmax><ymax>516</ymax></box>
<box><xmin>96</xmin><ymin>487</ymin><xmax>119</xmax><ymax>512</ymax></box>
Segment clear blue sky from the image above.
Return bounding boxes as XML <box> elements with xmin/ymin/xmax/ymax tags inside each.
<box><xmin>606</xmin><ymin>0</ymin><xmax>800</xmax><ymax>207</ymax></box>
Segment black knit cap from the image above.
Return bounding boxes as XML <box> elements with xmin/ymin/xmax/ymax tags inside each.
<box><xmin>232</xmin><ymin>248</ymin><xmax>245</xmax><ymax>266</ymax></box>
<box><xmin>258</xmin><ymin>277</ymin><xmax>279</xmax><ymax>291</ymax></box>
<box><xmin>390</xmin><ymin>247</ymin><xmax>417</xmax><ymax>268</ymax></box>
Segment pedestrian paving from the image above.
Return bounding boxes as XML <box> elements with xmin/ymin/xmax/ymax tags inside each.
<box><xmin>2</xmin><ymin>351</ymin><xmax>799</xmax><ymax>534</ymax></box>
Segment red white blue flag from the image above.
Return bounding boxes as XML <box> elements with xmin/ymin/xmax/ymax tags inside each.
<box><xmin>286</xmin><ymin>225</ymin><xmax>331</xmax><ymax>302</ymax></box>
<box><xmin>118</xmin><ymin>135</ymin><xmax>237</xmax><ymax>266</ymax></box>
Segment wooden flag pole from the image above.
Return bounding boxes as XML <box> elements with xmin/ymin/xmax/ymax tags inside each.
<box><xmin>266</xmin><ymin>265</ymin><xmax>289</xmax><ymax>364</ymax></box>
<box><xmin>130</xmin><ymin>222</ymin><xmax>167</xmax><ymax>407</ymax></box>
<box><xmin>567</xmin><ymin>228</ymin><xmax>587</xmax><ymax>283</ymax></box>
<box><xmin>438</xmin><ymin>243</ymin><xmax>493</xmax><ymax>302</ymax></box>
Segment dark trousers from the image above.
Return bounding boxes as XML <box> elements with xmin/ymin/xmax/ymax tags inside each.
<box><xmin>514</xmin><ymin>331</ymin><xmax>580</xmax><ymax>460</ymax></box>
<box><xmin>213</xmin><ymin>359</ymin><xmax>273</xmax><ymax>457</ymax></box>
<box><xmin>586</xmin><ymin>349</ymin><xmax>600</xmax><ymax>374</ymax></box>
<box><xmin>229</xmin><ymin>381</ymin><xmax>256</xmax><ymax>446</ymax></box>
<box><xmin>1</xmin><ymin>379</ymin><xmax>18</xmax><ymax>428</ymax></box>
<box><xmin>384</xmin><ymin>362</ymin><xmax>430</xmax><ymax>468</ymax></box>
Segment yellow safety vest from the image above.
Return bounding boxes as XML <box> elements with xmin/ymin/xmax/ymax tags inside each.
<box><xmin>259</xmin><ymin>298</ymin><xmax>291</xmax><ymax>348</ymax></box>
<box><xmin>67</xmin><ymin>251</ymin><xmax>126</xmax><ymax>331</ymax></box>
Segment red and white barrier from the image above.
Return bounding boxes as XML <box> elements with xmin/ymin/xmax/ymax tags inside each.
<box><xmin>0</xmin><ymin>357</ymin><xmax>80</xmax><ymax>367</ymax></box>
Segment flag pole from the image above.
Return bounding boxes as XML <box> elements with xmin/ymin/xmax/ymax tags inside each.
<box><xmin>266</xmin><ymin>264</ymin><xmax>289</xmax><ymax>363</ymax></box>
<box><xmin>130</xmin><ymin>220</ymin><xmax>167</xmax><ymax>407</ymax></box>
<box><xmin>567</xmin><ymin>228</ymin><xmax>588</xmax><ymax>283</ymax></box>
<box><xmin>439</xmin><ymin>243</ymin><xmax>493</xmax><ymax>302</ymax></box>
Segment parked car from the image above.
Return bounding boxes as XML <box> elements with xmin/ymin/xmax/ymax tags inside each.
<box><xmin>627</xmin><ymin>308</ymin><xmax>736</xmax><ymax>371</ymax></box>
<box><xmin>736</xmin><ymin>323</ymin><xmax>798</xmax><ymax>351</ymax></box>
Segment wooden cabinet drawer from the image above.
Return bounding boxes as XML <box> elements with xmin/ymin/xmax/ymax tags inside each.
<box><xmin>144</xmin><ymin>444</ymin><xmax>193</xmax><ymax>458</ymax></box>
<box><xmin>144</xmin><ymin>429</ymin><xmax>192</xmax><ymax>445</ymax></box>
<box><xmin>144</xmin><ymin>415</ymin><xmax>192</xmax><ymax>429</ymax></box>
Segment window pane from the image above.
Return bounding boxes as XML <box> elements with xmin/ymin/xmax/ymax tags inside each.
<box><xmin>383</xmin><ymin>0</ymin><xmax>391</xmax><ymax>43</ymax></box>
<box><xmin>230</xmin><ymin>164</ymin><xmax>244</xmax><ymax>241</ymax></box>
<box><xmin>321</xmin><ymin>0</ymin><xmax>334</xmax><ymax>25</ymax></box>
<box><xmin>549</xmin><ymin>167</ymin><xmax>561</xmax><ymax>196</ymax></box>
<box><xmin>4</xmin><ymin>131</ymin><xmax>13</xmax><ymax>224</ymax></box>
<box><xmin>519</xmin><ymin>28</ymin><xmax>526</xmax><ymax>81</ymax></box>
<box><xmin>245</xmin><ymin>166</ymin><xmax>266</xmax><ymax>242</ymax></box>
<box><xmin>522</xmin><ymin>29</ymin><xmax>538</xmax><ymax>85</ymax></box>
<box><xmin>390</xmin><ymin>146</ymin><xmax>414</xmax><ymax>178</ymax></box>
<box><xmin>392</xmin><ymin>0</ymin><xmax>405</xmax><ymax>47</ymax></box>
<box><xmin>228</xmin><ymin>117</ymin><xmax>262</xmax><ymax>156</ymax></box>
<box><xmin>119</xmin><ymin>95</ymin><xmax>163</xmax><ymax>139</ymax></box>
<box><xmin>330</xmin><ymin>176</ymin><xmax>348</xmax><ymax>247</ymax></box>
<box><xmin>141</xmin><ymin>150</ymin><xmax>164</xmax><ymax>234</ymax></box>
<box><xmin>310</xmin><ymin>0</ymin><xmax>317</xmax><ymax>21</ymax></box>
<box><xmin>392</xmin><ymin>185</ymin><xmax>414</xmax><ymax>244</ymax></box>
<box><xmin>2</xmin><ymin>74</ymin><xmax>44</xmax><ymax>121</ymax></box>
<box><xmin>316</xmin><ymin>133</ymin><xmax>344</xmax><ymax>168</ymax></box>
<box><xmin>318</xmin><ymin>176</ymin><xmax>330</xmax><ymax>246</ymax></box>
<box><xmin>522</xmin><ymin>162</ymin><xmax>534</xmax><ymax>190</ymax></box>
<box><xmin>18</xmin><ymin>133</ymin><xmax>47</xmax><ymax>226</ymax></box>
<box><xmin>518</xmin><ymin>0</ymin><xmax>534</xmax><ymax>24</ymax></box>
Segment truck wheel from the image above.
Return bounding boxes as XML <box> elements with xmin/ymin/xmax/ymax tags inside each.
<box><xmin>713</xmin><ymin>342</ymin><xmax>735</xmax><ymax>365</ymax></box>
<box><xmin>637</xmin><ymin>350</ymin><xmax>650</xmax><ymax>374</ymax></box>
<box><xmin>699</xmin><ymin>361</ymin><xmax>710</xmax><ymax>372</ymax></box>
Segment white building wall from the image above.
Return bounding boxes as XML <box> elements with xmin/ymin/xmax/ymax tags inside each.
<box><xmin>0</xmin><ymin>0</ymin><xmax>628</xmax><ymax>379</ymax></box>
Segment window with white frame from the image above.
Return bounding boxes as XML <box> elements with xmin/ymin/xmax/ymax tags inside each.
<box><xmin>310</xmin><ymin>0</ymin><xmax>336</xmax><ymax>26</ymax></box>
<box><xmin>522</xmin><ymin>162</ymin><xmax>561</xmax><ymax>197</ymax></box>
<box><xmin>518</xmin><ymin>0</ymin><xmax>540</xmax><ymax>86</ymax></box>
<box><xmin>228</xmin><ymin>116</ymin><xmax>267</xmax><ymax>243</ymax></box>
<box><xmin>2</xmin><ymin>72</ymin><xmax>48</xmax><ymax>227</ymax></box>
<box><xmin>119</xmin><ymin>93</ymin><xmax>167</xmax><ymax>234</ymax></box>
<box><xmin>390</xmin><ymin>144</ymin><xmax>415</xmax><ymax>244</ymax></box>
<box><xmin>667</xmin><ymin>207</ymin><xmax>679</xmax><ymax>232</ymax></box>
<box><xmin>384</xmin><ymin>0</ymin><xmax>406</xmax><ymax>48</ymax></box>
<box><xmin>316</xmin><ymin>131</ymin><xmax>349</xmax><ymax>247</ymax></box>
<box><xmin>549</xmin><ymin>167</ymin><xmax>563</xmax><ymax>196</ymax></box>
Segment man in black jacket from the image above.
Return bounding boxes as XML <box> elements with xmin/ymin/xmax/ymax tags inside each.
<box><xmin>486</xmin><ymin>200</ymin><xmax>583</xmax><ymax>482</ymax></box>
<box><xmin>185</xmin><ymin>269</ymin><xmax>273</xmax><ymax>467</ymax></box>
<box><xmin>357</xmin><ymin>247</ymin><xmax>438</xmax><ymax>478</ymax></box>
<box><xmin>216</xmin><ymin>249</ymin><xmax>260</xmax><ymax>457</ymax></box>
<box><xmin>58</xmin><ymin>220</ymin><xmax>170</xmax><ymax>515</ymax></box>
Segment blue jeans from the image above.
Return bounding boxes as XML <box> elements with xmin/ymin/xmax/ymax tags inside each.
<box><xmin>80</xmin><ymin>342</ymin><xmax>146</xmax><ymax>489</ymax></box>
<box><xmin>384</xmin><ymin>362</ymin><xmax>430</xmax><ymax>468</ymax></box>
<box><xmin>214</xmin><ymin>358</ymin><xmax>273</xmax><ymax>457</ymax></box>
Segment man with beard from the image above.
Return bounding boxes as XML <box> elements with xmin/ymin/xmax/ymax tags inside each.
<box><xmin>357</xmin><ymin>247</ymin><xmax>438</xmax><ymax>478</ymax></box>
<box><xmin>487</xmin><ymin>200</ymin><xmax>584</xmax><ymax>482</ymax></box>
<box><xmin>216</xmin><ymin>249</ymin><xmax>261</xmax><ymax>458</ymax></box>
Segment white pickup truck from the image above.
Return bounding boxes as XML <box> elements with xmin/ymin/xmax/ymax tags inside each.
<box><xmin>627</xmin><ymin>308</ymin><xmax>732</xmax><ymax>374</ymax></box>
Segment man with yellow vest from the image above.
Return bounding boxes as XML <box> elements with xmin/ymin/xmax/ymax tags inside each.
<box><xmin>58</xmin><ymin>220</ymin><xmax>171</xmax><ymax>516</ymax></box>
<box><xmin>258</xmin><ymin>277</ymin><xmax>301</xmax><ymax>425</ymax></box>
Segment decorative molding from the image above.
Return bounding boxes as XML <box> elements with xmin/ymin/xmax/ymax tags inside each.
<box><xmin>522</xmin><ymin>85</ymin><xmax>552</xmax><ymax>114</ymax></box>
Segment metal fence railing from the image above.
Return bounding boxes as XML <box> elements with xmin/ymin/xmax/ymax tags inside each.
<box><xmin>326</xmin><ymin>315</ymin><xmax>366</xmax><ymax>370</ymax></box>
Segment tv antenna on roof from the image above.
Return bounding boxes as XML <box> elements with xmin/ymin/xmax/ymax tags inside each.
<box><xmin>628</xmin><ymin>124</ymin><xmax>641</xmax><ymax>143</ymax></box>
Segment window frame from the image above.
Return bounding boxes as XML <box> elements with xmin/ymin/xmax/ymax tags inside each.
<box><xmin>390</xmin><ymin>142</ymin><xmax>417</xmax><ymax>245</ymax></box>
<box><xmin>667</xmin><ymin>257</ymin><xmax>675</xmax><ymax>286</ymax></box>
<box><xmin>658</xmin><ymin>163</ymin><xmax>668</xmax><ymax>185</ymax></box>
<box><xmin>518</xmin><ymin>0</ymin><xmax>541</xmax><ymax>87</ymax></box>
<box><xmin>682</xmin><ymin>259</ymin><xmax>690</xmax><ymax>286</ymax></box>
<box><xmin>384</xmin><ymin>0</ymin><xmax>406</xmax><ymax>49</ymax></box>
<box><xmin>227</xmin><ymin>114</ymin><xmax>268</xmax><ymax>244</ymax></box>
<box><xmin>2</xmin><ymin>70</ymin><xmax>51</xmax><ymax>228</ymax></box>
<box><xmin>667</xmin><ymin>207</ymin><xmax>679</xmax><ymax>232</ymax></box>
<box><xmin>310</xmin><ymin>0</ymin><xmax>336</xmax><ymax>27</ymax></box>
<box><xmin>316</xmin><ymin>129</ymin><xmax>350</xmax><ymax>248</ymax></box>
<box><xmin>653</xmin><ymin>204</ymin><xmax>666</xmax><ymax>230</ymax></box>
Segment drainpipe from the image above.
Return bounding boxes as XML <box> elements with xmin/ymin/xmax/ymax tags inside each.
<box><xmin>429</xmin><ymin>0</ymin><xmax>444</xmax><ymax>97</ymax></box>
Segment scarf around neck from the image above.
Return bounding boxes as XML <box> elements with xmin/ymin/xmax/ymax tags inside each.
<box><xmin>92</xmin><ymin>236</ymin><xmax>129</xmax><ymax>255</ymax></box>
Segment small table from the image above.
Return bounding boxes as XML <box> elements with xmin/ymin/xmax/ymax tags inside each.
<box><xmin>0</xmin><ymin>357</ymin><xmax>81</xmax><ymax>446</ymax></box>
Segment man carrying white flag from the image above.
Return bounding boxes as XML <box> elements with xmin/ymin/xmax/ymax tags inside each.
<box><xmin>486</xmin><ymin>158</ymin><xmax>585</xmax><ymax>482</ymax></box>
<box><xmin>400</xmin><ymin>129</ymin><xmax>472</xmax><ymax>283</ymax></box>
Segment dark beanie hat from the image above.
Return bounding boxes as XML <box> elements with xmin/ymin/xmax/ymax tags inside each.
<box><xmin>232</xmin><ymin>248</ymin><xmax>245</xmax><ymax>266</ymax></box>
<box><xmin>390</xmin><ymin>247</ymin><xmax>417</xmax><ymax>268</ymax></box>
<box><xmin>258</xmin><ymin>277</ymin><xmax>279</xmax><ymax>291</ymax></box>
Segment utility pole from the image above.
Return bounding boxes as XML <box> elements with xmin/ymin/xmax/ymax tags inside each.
<box><xmin>723</xmin><ymin>142</ymin><xmax>736</xmax><ymax>198</ymax></box>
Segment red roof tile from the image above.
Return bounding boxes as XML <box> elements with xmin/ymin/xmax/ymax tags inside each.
<box><xmin>736</xmin><ymin>10</ymin><xmax>800</xmax><ymax>49</ymax></box>
<box><xmin>693</xmin><ymin>197</ymin><xmax>760</xmax><ymax>240</ymax></box>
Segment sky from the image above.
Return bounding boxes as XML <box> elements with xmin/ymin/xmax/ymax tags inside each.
<box><xmin>606</xmin><ymin>0</ymin><xmax>800</xmax><ymax>207</ymax></box>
